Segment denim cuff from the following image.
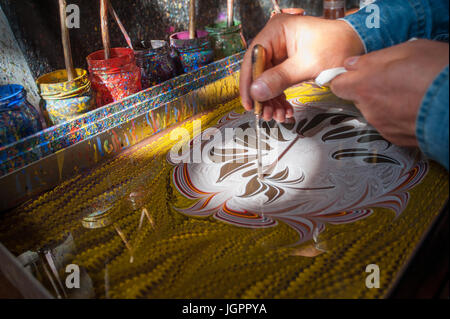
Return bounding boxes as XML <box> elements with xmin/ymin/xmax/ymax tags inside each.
<box><xmin>341</xmin><ymin>0</ymin><xmax>428</xmax><ymax>53</ymax></box>
<box><xmin>416</xmin><ymin>65</ymin><xmax>449</xmax><ymax>170</ymax></box>
<box><xmin>339</xmin><ymin>19</ymin><xmax>368</xmax><ymax>54</ymax></box>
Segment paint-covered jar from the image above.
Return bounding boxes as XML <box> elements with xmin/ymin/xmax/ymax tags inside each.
<box><xmin>205</xmin><ymin>21</ymin><xmax>247</xmax><ymax>61</ymax></box>
<box><xmin>0</xmin><ymin>84</ymin><xmax>42</xmax><ymax>146</ymax></box>
<box><xmin>170</xmin><ymin>30</ymin><xmax>214</xmax><ymax>73</ymax></box>
<box><xmin>87</xmin><ymin>47</ymin><xmax>142</xmax><ymax>107</ymax></box>
<box><xmin>134</xmin><ymin>40</ymin><xmax>177</xmax><ymax>89</ymax></box>
<box><xmin>36</xmin><ymin>68</ymin><xmax>95</xmax><ymax>126</ymax></box>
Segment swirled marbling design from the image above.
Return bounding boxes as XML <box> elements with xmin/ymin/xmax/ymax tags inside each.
<box><xmin>170</xmin><ymin>100</ymin><xmax>428</xmax><ymax>244</ymax></box>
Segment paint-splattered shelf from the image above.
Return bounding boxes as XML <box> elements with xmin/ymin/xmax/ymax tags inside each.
<box><xmin>0</xmin><ymin>52</ymin><xmax>243</xmax><ymax>176</ymax></box>
<box><xmin>0</xmin><ymin>52</ymin><xmax>243</xmax><ymax>211</ymax></box>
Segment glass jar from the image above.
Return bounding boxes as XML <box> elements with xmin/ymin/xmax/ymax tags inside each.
<box><xmin>87</xmin><ymin>48</ymin><xmax>142</xmax><ymax>107</ymax></box>
<box><xmin>205</xmin><ymin>21</ymin><xmax>247</xmax><ymax>61</ymax></box>
<box><xmin>36</xmin><ymin>68</ymin><xmax>95</xmax><ymax>126</ymax></box>
<box><xmin>0</xmin><ymin>84</ymin><xmax>42</xmax><ymax>146</ymax></box>
<box><xmin>170</xmin><ymin>30</ymin><xmax>214</xmax><ymax>74</ymax></box>
<box><xmin>323</xmin><ymin>0</ymin><xmax>346</xmax><ymax>19</ymax></box>
<box><xmin>134</xmin><ymin>40</ymin><xmax>177</xmax><ymax>90</ymax></box>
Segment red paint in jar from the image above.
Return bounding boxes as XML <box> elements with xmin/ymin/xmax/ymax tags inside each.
<box><xmin>86</xmin><ymin>47</ymin><xmax>142</xmax><ymax>107</ymax></box>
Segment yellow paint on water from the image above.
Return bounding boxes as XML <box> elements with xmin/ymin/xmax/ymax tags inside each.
<box><xmin>93</xmin><ymin>142</ymin><xmax>99</xmax><ymax>163</ymax></box>
<box><xmin>55</xmin><ymin>149</ymin><xmax>65</xmax><ymax>181</ymax></box>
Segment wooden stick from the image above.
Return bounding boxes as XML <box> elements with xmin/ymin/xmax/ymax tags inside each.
<box><xmin>252</xmin><ymin>44</ymin><xmax>266</xmax><ymax>116</ymax></box>
<box><xmin>108</xmin><ymin>0</ymin><xmax>134</xmax><ymax>50</ymax></box>
<box><xmin>114</xmin><ymin>224</ymin><xmax>134</xmax><ymax>263</ymax></box>
<box><xmin>100</xmin><ymin>0</ymin><xmax>111</xmax><ymax>59</ymax></box>
<box><xmin>252</xmin><ymin>44</ymin><xmax>266</xmax><ymax>181</ymax></box>
<box><xmin>271</xmin><ymin>0</ymin><xmax>282</xmax><ymax>14</ymax></box>
<box><xmin>227</xmin><ymin>0</ymin><xmax>234</xmax><ymax>27</ymax></box>
<box><xmin>189</xmin><ymin>0</ymin><xmax>196</xmax><ymax>39</ymax></box>
<box><xmin>58</xmin><ymin>0</ymin><xmax>76</xmax><ymax>81</ymax></box>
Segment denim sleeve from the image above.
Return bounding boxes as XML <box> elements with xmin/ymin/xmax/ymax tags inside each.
<box><xmin>416</xmin><ymin>65</ymin><xmax>449</xmax><ymax>170</ymax></box>
<box><xmin>341</xmin><ymin>0</ymin><xmax>449</xmax><ymax>53</ymax></box>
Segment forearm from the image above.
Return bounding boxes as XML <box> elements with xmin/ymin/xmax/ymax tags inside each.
<box><xmin>341</xmin><ymin>0</ymin><xmax>449</xmax><ymax>53</ymax></box>
<box><xmin>416</xmin><ymin>65</ymin><xmax>449</xmax><ymax>170</ymax></box>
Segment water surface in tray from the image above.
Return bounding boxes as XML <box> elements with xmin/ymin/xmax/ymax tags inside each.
<box><xmin>0</xmin><ymin>83</ymin><xmax>447</xmax><ymax>298</ymax></box>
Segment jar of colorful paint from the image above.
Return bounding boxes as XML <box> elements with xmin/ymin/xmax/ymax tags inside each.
<box><xmin>205</xmin><ymin>21</ymin><xmax>247</xmax><ymax>61</ymax></box>
<box><xmin>87</xmin><ymin>47</ymin><xmax>142</xmax><ymax>107</ymax></box>
<box><xmin>0</xmin><ymin>84</ymin><xmax>42</xmax><ymax>146</ymax></box>
<box><xmin>36</xmin><ymin>68</ymin><xmax>95</xmax><ymax>126</ymax></box>
<box><xmin>170</xmin><ymin>30</ymin><xmax>214</xmax><ymax>73</ymax></box>
<box><xmin>134</xmin><ymin>40</ymin><xmax>177</xmax><ymax>90</ymax></box>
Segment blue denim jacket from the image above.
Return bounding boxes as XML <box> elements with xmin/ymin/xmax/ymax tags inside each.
<box><xmin>342</xmin><ymin>0</ymin><xmax>449</xmax><ymax>170</ymax></box>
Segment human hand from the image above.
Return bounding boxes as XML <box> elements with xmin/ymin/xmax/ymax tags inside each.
<box><xmin>331</xmin><ymin>39</ymin><xmax>449</xmax><ymax>147</ymax></box>
<box><xmin>239</xmin><ymin>15</ymin><xmax>364</xmax><ymax>122</ymax></box>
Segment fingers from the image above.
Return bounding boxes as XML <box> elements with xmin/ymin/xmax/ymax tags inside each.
<box><xmin>330</xmin><ymin>70</ymin><xmax>360</xmax><ymax>101</ymax></box>
<box><xmin>240</xmin><ymin>43</ymin><xmax>276</xmax><ymax>111</ymax></box>
<box><xmin>343</xmin><ymin>55</ymin><xmax>361</xmax><ymax>70</ymax></box>
<box><xmin>286</xmin><ymin>107</ymin><xmax>294</xmax><ymax>118</ymax></box>
<box><xmin>240</xmin><ymin>20</ymin><xmax>281</xmax><ymax>111</ymax></box>
<box><xmin>330</xmin><ymin>55</ymin><xmax>367</xmax><ymax>101</ymax></box>
<box><xmin>274</xmin><ymin>102</ymin><xmax>286</xmax><ymax>123</ymax></box>
<box><xmin>283</xmin><ymin>97</ymin><xmax>294</xmax><ymax>118</ymax></box>
<box><xmin>261</xmin><ymin>95</ymin><xmax>293</xmax><ymax>122</ymax></box>
<box><xmin>250</xmin><ymin>58</ymin><xmax>304</xmax><ymax>102</ymax></box>
<box><xmin>277</xmin><ymin>94</ymin><xmax>294</xmax><ymax>119</ymax></box>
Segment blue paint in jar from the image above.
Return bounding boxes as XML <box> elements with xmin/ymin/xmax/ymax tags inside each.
<box><xmin>170</xmin><ymin>30</ymin><xmax>214</xmax><ymax>74</ymax></box>
<box><xmin>0</xmin><ymin>84</ymin><xmax>42</xmax><ymax>146</ymax></box>
<box><xmin>134</xmin><ymin>40</ymin><xmax>178</xmax><ymax>89</ymax></box>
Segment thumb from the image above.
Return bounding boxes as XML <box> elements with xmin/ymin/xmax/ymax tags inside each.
<box><xmin>250</xmin><ymin>58</ymin><xmax>312</xmax><ymax>102</ymax></box>
<box><xmin>343</xmin><ymin>55</ymin><xmax>361</xmax><ymax>70</ymax></box>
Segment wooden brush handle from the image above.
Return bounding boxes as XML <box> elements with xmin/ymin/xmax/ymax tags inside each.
<box><xmin>100</xmin><ymin>0</ymin><xmax>111</xmax><ymax>59</ymax></box>
<box><xmin>108</xmin><ymin>0</ymin><xmax>133</xmax><ymax>50</ymax></box>
<box><xmin>227</xmin><ymin>0</ymin><xmax>234</xmax><ymax>27</ymax></box>
<box><xmin>252</xmin><ymin>44</ymin><xmax>266</xmax><ymax>116</ymax></box>
<box><xmin>271</xmin><ymin>0</ymin><xmax>282</xmax><ymax>14</ymax></box>
<box><xmin>189</xmin><ymin>0</ymin><xmax>196</xmax><ymax>39</ymax></box>
<box><xmin>58</xmin><ymin>0</ymin><xmax>76</xmax><ymax>81</ymax></box>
